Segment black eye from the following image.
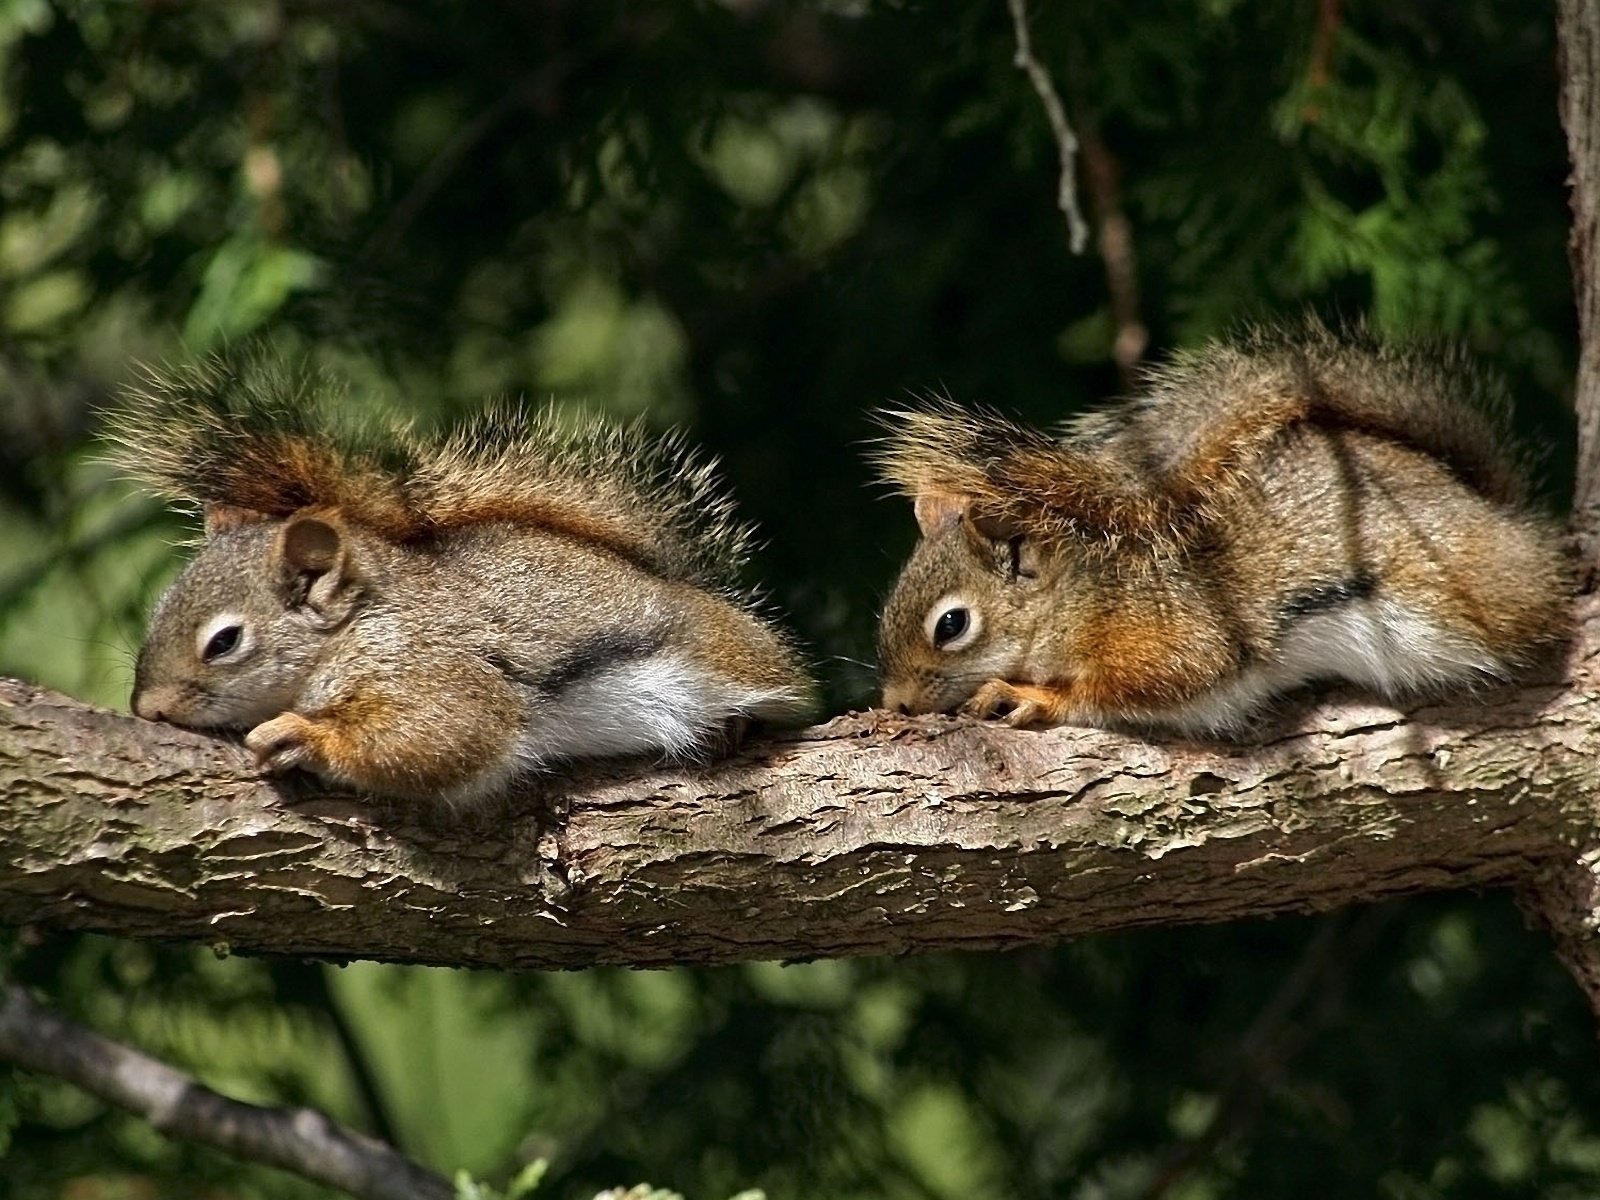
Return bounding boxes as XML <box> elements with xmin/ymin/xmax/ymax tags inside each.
<box><xmin>933</xmin><ymin>608</ymin><xmax>969</xmax><ymax>648</ymax></box>
<box><xmin>203</xmin><ymin>625</ymin><xmax>242</xmax><ymax>661</ymax></box>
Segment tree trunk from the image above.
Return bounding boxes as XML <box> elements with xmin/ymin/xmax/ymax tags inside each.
<box><xmin>1563</xmin><ymin>0</ymin><xmax>1600</xmax><ymax>561</ymax></box>
<box><xmin>1521</xmin><ymin>0</ymin><xmax>1600</xmax><ymax>1016</ymax></box>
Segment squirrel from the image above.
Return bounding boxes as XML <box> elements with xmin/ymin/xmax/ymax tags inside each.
<box><xmin>111</xmin><ymin>353</ymin><xmax>817</xmax><ymax>805</ymax></box>
<box><xmin>873</xmin><ymin>321</ymin><xmax>1573</xmax><ymax>733</ymax></box>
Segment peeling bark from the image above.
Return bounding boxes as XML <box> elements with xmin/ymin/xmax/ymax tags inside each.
<box><xmin>3</xmin><ymin>600</ymin><xmax>1598</xmax><ymax>972</ymax></box>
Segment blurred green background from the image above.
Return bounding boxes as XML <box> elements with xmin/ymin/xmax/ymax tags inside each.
<box><xmin>1</xmin><ymin>1</ymin><xmax>1596</xmax><ymax>1197</ymax></box>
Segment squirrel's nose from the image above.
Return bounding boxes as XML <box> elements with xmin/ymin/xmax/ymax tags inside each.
<box><xmin>881</xmin><ymin>682</ymin><xmax>916</xmax><ymax>716</ymax></box>
<box><xmin>133</xmin><ymin>685</ymin><xmax>178</xmax><ymax>722</ymax></box>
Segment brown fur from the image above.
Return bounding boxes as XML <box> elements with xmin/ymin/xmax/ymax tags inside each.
<box><xmin>876</xmin><ymin>324</ymin><xmax>1572</xmax><ymax>733</ymax></box>
<box><xmin>874</xmin><ymin>319</ymin><xmax>1537</xmax><ymax>560</ymax></box>
<box><xmin>119</xmin><ymin>357</ymin><xmax>817</xmax><ymax>805</ymax></box>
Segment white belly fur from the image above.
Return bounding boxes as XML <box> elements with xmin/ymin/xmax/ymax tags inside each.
<box><xmin>1149</xmin><ymin>598</ymin><xmax>1502</xmax><ymax>735</ymax></box>
<box><xmin>512</xmin><ymin>650</ymin><xmax>806</xmax><ymax>768</ymax></box>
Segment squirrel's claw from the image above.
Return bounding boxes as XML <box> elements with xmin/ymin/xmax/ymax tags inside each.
<box><xmin>963</xmin><ymin>680</ymin><xmax>1073</xmax><ymax>728</ymax></box>
<box><xmin>963</xmin><ymin>680</ymin><xmax>1034</xmax><ymax>724</ymax></box>
<box><xmin>245</xmin><ymin>713</ymin><xmax>323</xmax><ymax>777</ymax></box>
<box><xmin>1002</xmin><ymin>701</ymin><xmax>1047</xmax><ymax>728</ymax></box>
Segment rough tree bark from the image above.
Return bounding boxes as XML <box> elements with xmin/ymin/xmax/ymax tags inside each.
<box><xmin>1563</xmin><ymin>0</ymin><xmax>1600</xmax><ymax>560</ymax></box>
<box><xmin>1</xmin><ymin>600</ymin><xmax>1597</xmax><ymax>972</ymax></box>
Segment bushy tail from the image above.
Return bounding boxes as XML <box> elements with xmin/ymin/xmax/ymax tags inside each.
<box><xmin>419</xmin><ymin>408</ymin><xmax>753</xmax><ymax>593</ymax></box>
<box><xmin>105</xmin><ymin>350</ymin><xmax>755</xmax><ymax>593</ymax></box>
<box><xmin>874</xmin><ymin>320</ymin><xmax>1540</xmax><ymax>554</ymax></box>
<box><xmin>871</xmin><ymin>398</ymin><xmax>1179</xmax><ymax>550</ymax></box>
<box><xmin>1126</xmin><ymin>318</ymin><xmax>1534</xmax><ymax>507</ymax></box>
<box><xmin>106</xmin><ymin>353</ymin><xmax>422</xmax><ymax>535</ymax></box>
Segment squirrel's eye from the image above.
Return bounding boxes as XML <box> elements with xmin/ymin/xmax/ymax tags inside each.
<box><xmin>933</xmin><ymin>609</ymin><xmax>969</xmax><ymax>647</ymax></box>
<box><xmin>923</xmin><ymin>594</ymin><xmax>982</xmax><ymax>652</ymax></box>
<box><xmin>202</xmin><ymin>624</ymin><xmax>243</xmax><ymax>661</ymax></box>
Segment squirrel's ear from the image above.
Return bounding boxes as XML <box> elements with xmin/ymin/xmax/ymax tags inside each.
<box><xmin>913</xmin><ymin>492</ymin><xmax>971</xmax><ymax>536</ymax></box>
<box><xmin>962</xmin><ymin>509</ymin><xmax>1042</xmax><ymax>580</ymax></box>
<box><xmin>912</xmin><ymin>493</ymin><xmax>1036</xmax><ymax>571</ymax></box>
<box><xmin>282</xmin><ymin>516</ymin><xmax>341</xmax><ymax>572</ymax></box>
<box><xmin>203</xmin><ymin>502</ymin><xmax>271</xmax><ymax>538</ymax></box>
<box><xmin>276</xmin><ymin>513</ymin><xmax>361</xmax><ymax>614</ymax></box>
<box><xmin>968</xmin><ymin>511</ymin><xmax>1025</xmax><ymax>543</ymax></box>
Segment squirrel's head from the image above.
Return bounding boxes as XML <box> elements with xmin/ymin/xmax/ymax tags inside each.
<box><xmin>132</xmin><ymin>509</ymin><xmax>374</xmax><ymax>730</ymax></box>
<box><xmin>877</xmin><ymin>491</ymin><xmax>1062</xmax><ymax>715</ymax></box>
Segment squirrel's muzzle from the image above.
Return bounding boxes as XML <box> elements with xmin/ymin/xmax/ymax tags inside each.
<box><xmin>880</xmin><ymin>681</ymin><xmax>920</xmax><ymax>716</ymax></box>
<box><xmin>132</xmin><ymin>683</ymin><xmax>182</xmax><ymax>723</ymax></box>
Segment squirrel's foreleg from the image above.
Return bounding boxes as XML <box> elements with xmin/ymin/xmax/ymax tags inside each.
<box><xmin>245</xmin><ymin>663</ymin><xmax>526</xmax><ymax>804</ymax></box>
<box><xmin>962</xmin><ymin>680</ymin><xmax>1083</xmax><ymax>727</ymax></box>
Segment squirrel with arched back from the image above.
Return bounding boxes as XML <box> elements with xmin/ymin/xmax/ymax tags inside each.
<box><xmin>873</xmin><ymin>321</ymin><xmax>1572</xmax><ymax>732</ymax></box>
<box><xmin>112</xmin><ymin>355</ymin><xmax>817</xmax><ymax>805</ymax></box>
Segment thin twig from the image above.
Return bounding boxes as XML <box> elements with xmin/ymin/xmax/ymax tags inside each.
<box><xmin>1301</xmin><ymin>0</ymin><xmax>1343</xmax><ymax>123</ymax></box>
<box><xmin>0</xmin><ymin>983</ymin><xmax>453</xmax><ymax>1200</ymax></box>
<box><xmin>1004</xmin><ymin>0</ymin><xmax>1090</xmax><ymax>254</ymax></box>
<box><xmin>1078</xmin><ymin>123</ymin><xmax>1147</xmax><ymax>387</ymax></box>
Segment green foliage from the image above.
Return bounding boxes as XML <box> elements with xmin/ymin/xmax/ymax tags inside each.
<box><xmin>0</xmin><ymin>2</ymin><xmax>1592</xmax><ymax>1199</ymax></box>
<box><xmin>454</xmin><ymin>1158</ymin><xmax>764</xmax><ymax>1200</ymax></box>
<box><xmin>456</xmin><ymin>1157</ymin><xmax>548</xmax><ymax>1200</ymax></box>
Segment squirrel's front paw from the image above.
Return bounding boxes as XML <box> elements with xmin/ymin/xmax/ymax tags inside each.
<box><xmin>963</xmin><ymin>681</ymin><xmax>1039</xmax><ymax>726</ymax></box>
<box><xmin>245</xmin><ymin>713</ymin><xmax>325</xmax><ymax>777</ymax></box>
<box><xmin>962</xmin><ymin>680</ymin><xmax>1070</xmax><ymax>728</ymax></box>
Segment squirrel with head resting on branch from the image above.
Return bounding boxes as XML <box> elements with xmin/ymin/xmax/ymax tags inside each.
<box><xmin>873</xmin><ymin>321</ymin><xmax>1573</xmax><ymax>733</ymax></box>
<box><xmin>111</xmin><ymin>355</ymin><xmax>816</xmax><ymax>806</ymax></box>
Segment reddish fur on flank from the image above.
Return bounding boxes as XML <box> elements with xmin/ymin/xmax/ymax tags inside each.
<box><xmin>964</xmin><ymin>607</ymin><xmax>1240</xmax><ymax>727</ymax></box>
<box><xmin>1073</xmin><ymin>608</ymin><xmax>1236</xmax><ymax>711</ymax></box>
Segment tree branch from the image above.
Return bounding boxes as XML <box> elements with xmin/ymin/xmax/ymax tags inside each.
<box><xmin>0</xmin><ymin>983</ymin><xmax>452</xmax><ymax>1200</ymax></box>
<box><xmin>1078</xmin><ymin>122</ymin><xmax>1148</xmax><ymax>387</ymax></box>
<box><xmin>3</xmin><ymin>599</ymin><xmax>1599</xmax><ymax>974</ymax></box>
<box><xmin>1005</xmin><ymin>0</ymin><xmax>1090</xmax><ymax>254</ymax></box>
